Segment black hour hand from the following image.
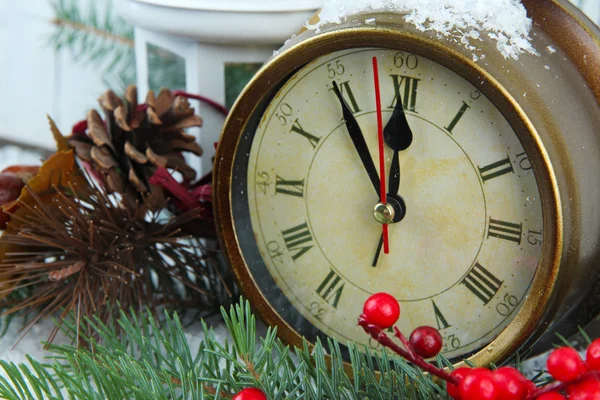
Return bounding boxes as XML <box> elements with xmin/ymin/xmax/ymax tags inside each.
<box><xmin>384</xmin><ymin>93</ymin><xmax>414</xmax><ymax>196</ymax></box>
<box><xmin>384</xmin><ymin>97</ymin><xmax>413</xmax><ymax>152</ymax></box>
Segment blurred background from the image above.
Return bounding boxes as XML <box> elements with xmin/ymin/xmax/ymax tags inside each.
<box><xmin>0</xmin><ymin>0</ymin><xmax>597</xmax><ymax>165</ymax></box>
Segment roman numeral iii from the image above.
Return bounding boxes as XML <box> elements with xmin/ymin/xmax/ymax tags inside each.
<box><xmin>281</xmin><ymin>222</ymin><xmax>314</xmax><ymax>260</ymax></box>
<box><xmin>487</xmin><ymin>218</ymin><xmax>523</xmax><ymax>244</ymax></box>
<box><xmin>316</xmin><ymin>269</ymin><xmax>345</xmax><ymax>308</ymax></box>
<box><xmin>478</xmin><ymin>156</ymin><xmax>514</xmax><ymax>182</ymax></box>
<box><xmin>389</xmin><ymin>75</ymin><xmax>420</xmax><ymax>112</ymax></box>
<box><xmin>462</xmin><ymin>262</ymin><xmax>503</xmax><ymax>305</ymax></box>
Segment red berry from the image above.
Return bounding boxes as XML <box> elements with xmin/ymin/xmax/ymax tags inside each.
<box><xmin>567</xmin><ymin>377</ymin><xmax>600</xmax><ymax>400</ymax></box>
<box><xmin>587</xmin><ymin>339</ymin><xmax>600</xmax><ymax>370</ymax></box>
<box><xmin>492</xmin><ymin>366</ymin><xmax>531</xmax><ymax>400</ymax></box>
<box><xmin>547</xmin><ymin>347</ymin><xmax>587</xmax><ymax>382</ymax></box>
<box><xmin>362</xmin><ymin>293</ymin><xmax>400</xmax><ymax>329</ymax></box>
<box><xmin>536</xmin><ymin>393</ymin><xmax>566</xmax><ymax>400</ymax></box>
<box><xmin>447</xmin><ymin>367</ymin><xmax>471</xmax><ymax>399</ymax></box>
<box><xmin>459</xmin><ymin>368</ymin><xmax>500</xmax><ymax>400</ymax></box>
<box><xmin>232</xmin><ymin>387</ymin><xmax>267</xmax><ymax>400</ymax></box>
<box><xmin>409</xmin><ymin>326</ymin><xmax>443</xmax><ymax>358</ymax></box>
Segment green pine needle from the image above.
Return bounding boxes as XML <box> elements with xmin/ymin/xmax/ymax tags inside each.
<box><xmin>0</xmin><ymin>298</ymin><xmax>454</xmax><ymax>399</ymax></box>
<box><xmin>49</xmin><ymin>0</ymin><xmax>186</xmax><ymax>92</ymax></box>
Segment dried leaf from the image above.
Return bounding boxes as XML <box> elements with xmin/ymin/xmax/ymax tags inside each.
<box><xmin>1</xmin><ymin>166</ymin><xmax>40</xmax><ymax>183</ymax></box>
<box><xmin>47</xmin><ymin>115</ymin><xmax>70</xmax><ymax>151</ymax></box>
<box><xmin>3</xmin><ymin>150</ymin><xmax>87</xmax><ymax>216</ymax></box>
<box><xmin>0</xmin><ymin>173</ymin><xmax>25</xmax><ymax>229</ymax></box>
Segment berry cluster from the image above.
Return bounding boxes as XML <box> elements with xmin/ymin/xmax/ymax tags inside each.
<box><xmin>232</xmin><ymin>387</ymin><xmax>267</xmax><ymax>400</ymax></box>
<box><xmin>359</xmin><ymin>292</ymin><xmax>600</xmax><ymax>400</ymax></box>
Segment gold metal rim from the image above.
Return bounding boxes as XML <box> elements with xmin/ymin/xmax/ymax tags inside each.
<box><xmin>211</xmin><ymin>3</ymin><xmax>600</xmax><ymax>366</ymax></box>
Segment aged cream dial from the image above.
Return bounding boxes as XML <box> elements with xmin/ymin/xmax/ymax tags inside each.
<box><xmin>245</xmin><ymin>48</ymin><xmax>543</xmax><ymax>359</ymax></box>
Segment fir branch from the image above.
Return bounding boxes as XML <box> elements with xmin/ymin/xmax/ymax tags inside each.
<box><xmin>49</xmin><ymin>0</ymin><xmax>134</xmax><ymax>72</ymax></box>
<box><xmin>48</xmin><ymin>0</ymin><xmax>187</xmax><ymax>92</ymax></box>
<box><xmin>0</xmin><ymin>299</ymin><xmax>449</xmax><ymax>399</ymax></box>
<box><xmin>50</xmin><ymin>17</ymin><xmax>134</xmax><ymax>47</ymax></box>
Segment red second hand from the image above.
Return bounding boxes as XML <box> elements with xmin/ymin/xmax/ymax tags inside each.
<box><xmin>372</xmin><ymin>57</ymin><xmax>389</xmax><ymax>254</ymax></box>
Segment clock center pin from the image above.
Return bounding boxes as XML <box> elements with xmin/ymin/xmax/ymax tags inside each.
<box><xmin>373</xmin><ymin>202</ymin><xmax>395</xmax><ymax>225</ymax></box>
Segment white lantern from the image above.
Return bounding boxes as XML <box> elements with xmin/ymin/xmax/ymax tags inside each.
<box><xmin>119</xmin><ymin>0</ymin><xmax>323</xmax><ymax>175</ymax></box>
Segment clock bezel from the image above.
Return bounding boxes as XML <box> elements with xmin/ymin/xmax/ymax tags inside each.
<box><xmin>214</xmin><ymin>17</ymin><xmax>565</xmax><ymax>367</ymax></box>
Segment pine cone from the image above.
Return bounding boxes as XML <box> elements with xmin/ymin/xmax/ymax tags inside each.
<box><xmin>67</xmin><ymin>85</ymin><xmax>203</xmax><ymax>209</ymax></box>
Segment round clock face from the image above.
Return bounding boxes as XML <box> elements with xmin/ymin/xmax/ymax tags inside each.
<box><xmin>234</xmin><ymin>47</ymin><xmax>543</xmax><ymax>359</ymax></box>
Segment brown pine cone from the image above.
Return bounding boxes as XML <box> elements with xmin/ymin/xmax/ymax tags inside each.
<box><xmin>67</xmin><ymin>85</ymin><xmax>203</xmax><ymax>209</ymax></box>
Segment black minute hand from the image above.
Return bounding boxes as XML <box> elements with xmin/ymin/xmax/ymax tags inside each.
<box><xmin>331</xmin><ymin>81</ymin><xmax>380</xmax><ymax>195</ymax></box>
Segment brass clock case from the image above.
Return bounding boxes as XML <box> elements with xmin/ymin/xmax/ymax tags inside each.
<box><xmin>214</xmin><ymin>0</ymin><xmax>600</xmax><ymax>367</ymax></box>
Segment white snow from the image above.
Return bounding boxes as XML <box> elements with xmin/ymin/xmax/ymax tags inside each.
<box><xmin>306</xmin><ymin>0</ymin><xmax>537</xmax><ymax>60</ymax></box>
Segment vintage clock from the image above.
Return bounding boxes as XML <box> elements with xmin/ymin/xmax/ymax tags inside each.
<box><xmin>214</xmin><ymin>0</ymin><xmax>600</xmax><ymax>366</ymax></box>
